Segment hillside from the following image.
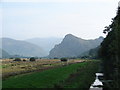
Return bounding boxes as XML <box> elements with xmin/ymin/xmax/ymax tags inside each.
<box><xmin>0</xmin><ymin>48</ymin><xmax>10</xmax><ymax>58</ymax></box>
<box><xmin>25</xmin><ymin>37</ymin><xmax>62</xmax><ymax>55</ymax></box>
<box><xmin>49</xmin><ymin>34</ymin><xmax>103</xmax><ymax>58</ymax></box>
<box><xmin>0</xmin><ymin>38</ymin><xmax>47</xmax><ymax>57</ymax></box>
<box><xmin>79</xmin><ymin>46</ymin><xmax>100</xmax><ymax>59</ymax></box>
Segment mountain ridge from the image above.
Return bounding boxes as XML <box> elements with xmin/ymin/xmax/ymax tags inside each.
<box><xmin>0</xmin><ymin>48</ymin><xmax>11</xmax><ymax>58</ymax></box>
<box><xmin>49</xmin><ymin>34</ymin><xmax>104</xmax><ymax>58</ymax></box>
<box><xmin>0</xmin><ymin>38</ymin><xmax>47</xmax><ymax>57</ymax></box>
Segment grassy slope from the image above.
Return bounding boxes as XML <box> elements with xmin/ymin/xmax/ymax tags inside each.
<box><xmin>2</xmin><ymin>61</ymin><xmax>100</xmax><ymax>88</ymax></box>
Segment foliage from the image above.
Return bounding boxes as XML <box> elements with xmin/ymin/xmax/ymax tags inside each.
<box><xmin>13</xmin><ymin>58</ymin><xmax>21</xmax><ymax>61</ymax></box>
<box><xmin>29</xmin><ymin>57</ymin><xmax>36</xmax><ymax>61</ymax></box>
<box><xmin>99</xmin><ymin>7</ymin><xmax>120</xmax><ymax>89</ymax></box>
<box><xmin>60</xmin><ymin>58</ymin><xmax>68</xmax><ymax>62</ymax></box>
<box><xmin>23</xmin><ymin>59</ymin><xmax>26</xmax><ymax>61</ymax></box>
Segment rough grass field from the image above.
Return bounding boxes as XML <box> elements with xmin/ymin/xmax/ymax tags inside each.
<box><xmin>1</xmin><ymin>59</ymin><xmax>84</xmax><ymax>79</ymax></box>
<box><xmin>2</xmin><ymin>60</ymin><xmax>100</xmax><ymax>89</ymax></box>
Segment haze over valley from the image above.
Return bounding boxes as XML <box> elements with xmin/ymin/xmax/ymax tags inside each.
<box><xmin>1</xmin><ymin>0</ymin><xmax>118</xmax><ymax>59</ymax></box>
<box><xmin>0</xmin><ymin>34</ymin><xmax>103</xmax><ymax>58</ymax></box>
<box><xmin>1</xmin><ymin>0</ymin><xmax>120</xmax><ymax>89</ymax></box>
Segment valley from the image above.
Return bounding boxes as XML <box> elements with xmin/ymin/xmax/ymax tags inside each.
<box><xmin>1</xmin><ymin>1</ymin><xmax>120</xmax><ymax>89</ymax></box>
<box><xmin>0</xmin><ymin>34</ymin><xmax>107</xmax><ymax>89</ymax></box>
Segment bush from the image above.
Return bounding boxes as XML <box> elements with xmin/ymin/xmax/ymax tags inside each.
<box><xmin>60</xmin><ymin>58</ymin><xmax>68</xmax><ymax>62</ymax></box>
<box><xmin>13</xmin><ymin>58</ymin><xmax>21</xmax><ymax>61</ymax></box>
<box><xmin>54</xmin><ymin>57</ymin><xmax>58</xmax><ymax>59</ymax></box>
<box><xmin>9</xmin><ymin>57</ymin><xmax>13</xmax><ymax>59</ymax></box>
<box><xmin>29</xmin><ymin>57</ymin><xmax>36</xmax><ymax>61</ymax></box>
<box><xmin>23</xmin><ymin>59</ymin><xmax>26</xmax><ymax>61</ymax></box>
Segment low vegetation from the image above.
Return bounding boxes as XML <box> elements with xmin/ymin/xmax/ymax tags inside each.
<box><xmin>13</xmin><ymin>58</ymin><xmax>21</xmax><ymax>61</ymax></box>
<box><xmin>29</xmin><ymin>57</ymin><xmax>36</xmax><ymax>61</ymax></box>
<box><xmin>2</xmin><ymin>60</ymin><xmax>100</xmax><ymax>89</ymax></box>
<box><xmin>60</xmin><ymin>58</ymin><xmax>68</xmax><ymax>62</ymax></box>
<box><xmin>2</xmin><ymin>59</ymin><xmax>84</xmax><ymax>79</ymax></box>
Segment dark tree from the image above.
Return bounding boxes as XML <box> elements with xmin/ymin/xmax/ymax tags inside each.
<box><xmin>13</xmin><ymin>58</ymin><xmax>21</xmax><ymax>61</ymax></box>
<box><xmin>99</xmin><ymin>6</ymin><xmax>120</xmax><ymax>89</ymax></box>
<box><xmin>23</xmin><ymin>59</ymin><xmax>26</xmax><ymax>61</ymax></box>
<box><xmin>60</xmin><ymin>58</ymin><xmax>68</xmax><ymax>62</ymax></box>
<box><xmin>29</xmin><ymin>57</ymin><xmax>36</xmax><ymax>61</ymax></box>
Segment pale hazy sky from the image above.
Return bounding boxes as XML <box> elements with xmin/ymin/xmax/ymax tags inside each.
<box><xmin>0</xmin><ymin>0</ymin><xmax>119</xmax><ymax>40</ymax></box>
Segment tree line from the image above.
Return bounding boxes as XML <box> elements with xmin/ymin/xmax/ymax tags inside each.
<box><xmin>99</xmin><ymin>6</ymin><xmax>120</xmax><ymax>89</ymax></box>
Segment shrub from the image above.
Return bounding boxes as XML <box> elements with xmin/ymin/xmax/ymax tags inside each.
<box><xmin>60</xmin><ymin>58</ymin><xmax>68</xmax><ymax>62</ymax></box>
<box><xmin>29</xmin><ymin>57</ymin><xmax>36</xmax><ymax>61</ymax></box>
<box><xmin>54</xmin><ymin>57</ymin><xmax>58</xmax><ymax>59</ymax></box>
<box><xmin>13</xmin><ymin>58</ymin><xmax>21</xmax><ymax>61</ymax></box>
<box><xmin>9</xmin><ymin>57</ymin><xmax>13</xmax><ymax>59</ymax></box>
<box><xmin>23</xmin><ymin>59</ymin><xmax>26</xmax><ymax>61</ymax></box>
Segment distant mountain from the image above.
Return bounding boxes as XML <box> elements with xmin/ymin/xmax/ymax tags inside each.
<box><xmin>49</xmin><ymin>34</ymin><xmax>104</xmax><ymax>58</ymax></box>
<box><xmin>0</xmin><ymin>48</ymin><xmax>11</xmax><ymax>58</ymax></box>
<box><xmin>0</xmin><ymin>38</ymin><xmax>47</xmax><ymax>57</ymax></box>
<box><xmin>25</xmin><ymin>37</ymin><xmax>62</xmax><ymax>55</ymax></box>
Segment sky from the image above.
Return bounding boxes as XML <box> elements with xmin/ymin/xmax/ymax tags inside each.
<box><xmin>0</xmin><ymin>0</ymin><xmax>120</xmax><ymax>40</ymax></box>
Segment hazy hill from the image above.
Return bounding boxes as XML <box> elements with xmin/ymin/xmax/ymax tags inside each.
<box><xmin>49</xmin><ymin>34</ymin><xmax>103</xmax><ymax>58</ymax></box>
<box><xmin>0</xmin><ymin>48</ymin><xmax>10</xmax><ymax>58</ymax></box>
<box><xmin>79</xmin><ymin>46</ymin><xmax>100</xmax><ymax>59</ymax></box>
<box><xmin>25</xmin><ymin>37</ymin><xmax>62</xmax><ymax>55</ymax></box>
<box><xmin>0</xmin><ymin>38</ymin><xmax>47</xmax><ymax>57</ymax></box>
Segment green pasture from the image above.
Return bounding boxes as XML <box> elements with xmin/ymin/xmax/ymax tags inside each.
<box><xmin>2</xmin><ymin>60</ymin><xmax>100</xmax><ymax>89</ymax></box>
